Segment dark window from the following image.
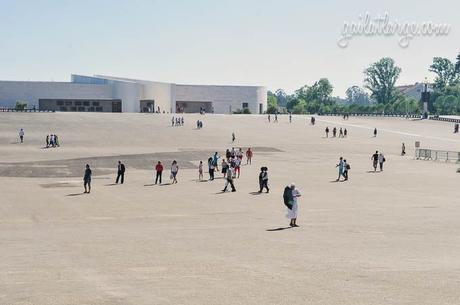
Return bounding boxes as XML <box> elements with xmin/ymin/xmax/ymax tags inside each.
<box><xmin>75</xmin><ymin>101</ymin><xmax>82</xmax><ymax>106</ymax></box>
<box><xmin>65</xmin><ymin>101</ymin><xmax>72</xmax><ymax>106</ymax></box>
<box><xmin>242</xmin><ymin>102</ymin><xmax>249</xmax><ymax>109</ymax></box>
<box><xmin>92</xmin><ymin>101</ymin><xmax>100</xmax><ymax>106</ymax></box>
<box><xmin>96</xmin><ymin>107</ymin><xmax>103</xmax><ymax>112</ymax></box>
<box><xmin>56</xmin><ymin>100</ymin><xmax>64</xmax><ymax>106</ymax></box>
<box><xmin>59</xmin><ymin>106</ymin><xmax>67</xmax><ymax>111</ymax></box>
<box><xmin>88</xmin><ymin>107</ymin><xmax>95</xmax><ymax>112</ymax></box>
<box><xmin>78</xmin><ymin>107</ymin><xmax>85</xmax><ymax>112</ymax></box>
<box><xmin>83</xmin><ymin>101</ymin><xmax>90</xmax><ymax>106</ymax></box>
<box><xmin>71</xmin><ymin>107</ymin><xmax>77</xmax><ymax>111</ymax></box>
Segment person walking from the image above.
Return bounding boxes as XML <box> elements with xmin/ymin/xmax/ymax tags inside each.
<box><xmin>208</xmin><ymin>157</ymin><xmax>215</xmax><ymax>181</ymax></box>
<box><xmin>170</xmin><ymin>160</ymin><xmax>179</xmax><ymax>184</ymax></box>
<box><xmin>286</xmin><ymin>183</ymin><xmax>301</xmax><ymax>227</ymax></box>
<box><xmin>343</xmin><ymin>159</ymin><xmax>350</xmax><ymax>181</ymax></box>
<box><xmin>246</xmin><ymin>147</ymin><xmax>253</xmax><ymax>164</ymax></box>
<box><xmin>198</xmin><ymin>161</ymin><xmax>203</xmax><ymax>181</ymax></box>
<box><xmin>372</xmin><ymin>151</ymin><xmax>379</xmax><ymax>172</ymax></box>
<box><xmin>46</xmin><ymin>135</ymin><xmax>49</xmax><ymax>148</ymax></box>
<box><xmin>336</xmin><ymin>157</ymin><xmax>345</xmax><ymax>181</ymax></box>
<box><xmin>258</xmin><ymin>167</ymin><xmax>269</xmax><ymax>193</ymax></box>
<box><xmin>332</xmin><ymin>127</ymin><xmax>337</xmax><ymax>137</ymax></box>
<box><xmin>344</xmin><ymin>128</ymin><xmax>348</xmax><ymax>137</ymax></box>
<box><xmin>115</xmin><ymin>161</ymin><xmax>125</xmax><ymax>184</ymax></box>
<box><xmin>54</xmin><ymin>134</ymin><xmax>60</xmax><ymax>147</ymax></box>
<box><xmin>378</xmin><ymin>152</ymin><xmax>385</xmax><ymax>171</ymax></box>
<box><xmin>374</xmin><ymin>128</ymin><xmax>378</xmax><ymax>137</ymax></box>
<box><xmin>268</xmin><ymin>114</ymin><xmax>271</xmax><ymax>123</ymax></box>
<box><xmin>274</xmin><ymin>113</ymin><xmax>278</xmax><ymax>123</ymax></box>
<box><xmin>339</xmin><ymin>128</ymin><xmax>343</xmax><ymax>138</ymax></box>
<box><xmin>83</xmin><ymin>164</ymin><xmax>92</xmax><ymax>194</ymax></box>
<box><xmin>232</xmin><ymin>132</ymin><xmax>236</xmax><ymax>143</ymax></box>
<box><xmin>289</xmin><ymin>113</ymin><xmax>292</xmax><ymax>123</ymax></box>
<box><xmin>234</xmin><ymin>157</ymin><xmax>241</xmax><ymax>178</ymax></box>
<box><xmin>19</xmin><ymin>128</ymin><xmax>24</xmax><ymax>143</ymax></box>
<box><xmin>325</xmin><ymin>127</ymin><xmax>329</xmax><ymax>138</ymax></box>
<box><xmin>213</xmin><ymin>152</ymin><xmax>220</xmax><ymax>171</ymax></box>
<box><xmin>221</xmin><ymin>159</ymin><xmax>228</xmax><ymax>177</ymax></box>
<box><xmin>155</xmin><ymin>161</ymin><xmax>163</xmax><ymax>184</ymax></box>
<box><xmin>401</xmin><ymin>143</ymin><xmax>406</xmax><ymax>156</ymax></box>
<box><xmin>222</xmin><ymin>166</ymin><xmax>236</xmax><ymax>192</ymax></box>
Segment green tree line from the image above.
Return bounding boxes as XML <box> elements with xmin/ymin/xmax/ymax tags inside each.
<box><xmin>267</xmin><ymin>53</ymin><xmax>460</xmax><ymax>115</ymax></box>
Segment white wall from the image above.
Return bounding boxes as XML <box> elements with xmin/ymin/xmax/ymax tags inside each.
<box><xmin>109</xmin><ymin>80</ymin><xmax>142</xmax><ymax>113</ymax></box>
<box><xmin>140</xmin><ymin>82</ymin><xmax>172</xmax><ymax>113</ymax></box>
<box><xmin>0</xmin><ymin>81</ymin><xmax>111</xmax><ymax>108</ymax></box>
<box><xmin>174</xmin><ymin>84</ymin><xmax>267</xmax><ymax>114</ymax></box>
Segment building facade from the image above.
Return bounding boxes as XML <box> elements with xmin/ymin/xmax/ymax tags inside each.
<box><xmin>0</xmin><ymin>74</ymin><xmax>267</xmax><ymax>114</ymax></box>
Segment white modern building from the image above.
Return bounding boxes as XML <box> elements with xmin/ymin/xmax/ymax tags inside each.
<box><xmin>0</xmin><ymin>74</ymin><xmax>267</xmax><ymax>114</ymax></box>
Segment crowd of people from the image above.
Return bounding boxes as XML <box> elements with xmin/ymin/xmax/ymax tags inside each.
<box><xmin>11</xmin><ymin>113</ymin><xmax>429</xmax><ymax>228</ymax></box>
<box><xmin>45</xmin><ymin>134</ymin><xmax>60</xmax><ymax>148</ymax></box>
<box><xmin>172</xmin><ymin>117</ymin><xmax>184</xmax><ymax>126</ymax></box>
<box><xmin>325</xmin><ymin>127</ymin><xmax>348</xmax><ymax>138</ymax></box>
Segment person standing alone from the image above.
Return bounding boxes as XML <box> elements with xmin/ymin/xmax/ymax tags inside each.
<box><xmin>115</xmin><ymin>161</ymin><xmax>125</xmax><ymax>184</ymax></box>
<box><xmin>155</xmin><ymin>161</ymin><xmax>163</xmax><ymax>184</ymax></box>
<box><xmin>19</xmin><ymin>128</ymin><xmax>24</xmax><ymax>143</ymax></box>
<box><xmin>286</xmin><ymin>183</ymin><xmax>301</xmax><ymax>227</ymax></box>
<box><xmin>258</xmin><ymin>167</ymin><xmax>269</xmax><ymax>193</ymax></box>
<box><xmin>83</xmin><ymin>164</ymin><xmax>92</xmax><ymax>194</ymax></box>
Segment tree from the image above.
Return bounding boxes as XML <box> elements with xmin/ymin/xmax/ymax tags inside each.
<box><xmin>267</xmin><ymin>91</ymin><xmax>278</xmax><ymax>114</ymax></box>
<box><xmin>345</xmin><ymin>86</ymin><xmax>373</xmax><ymax>105</ymax></box>
<box><xmin>274</xmin><ymin>89</ymin><xmax>288</xmax><ymax>107</ymax></box>
<box><xmin>364</xmin><ymin>57</ymin><xmax>401</xmax><ymax>104</ymax></box>
<box><xmin>455</xmin><ymin>52</ymin><xmax>460</xmax><ymax>74</ymax></box>
<box><xmin>429</xmin><ymin>57</ymin><xmax>458</xmax><ymax>90</ymax></box>
<box><xmin>292</xmin><ymin>99</ymin><xmax>307</xmax><ymax>114</ymax></box>
<box><xmin>15</xmin><ymin>100</ymin><xmax>27</xmax><ymax>110</ymax></box>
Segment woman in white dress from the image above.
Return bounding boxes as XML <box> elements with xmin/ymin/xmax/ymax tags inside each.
<box><xmin>287</xmin><ymin>183</ymin><xmax>301</xmax><ymax>227</ymax></box>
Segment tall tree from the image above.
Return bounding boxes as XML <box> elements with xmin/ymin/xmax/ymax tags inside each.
<box><xmin>456</xmin><ymin>53</ymin><xmax>460</xmax><ymax>74</ymax></box>
<box><xmin>267</xmin><ymin>91</ymin><xmax>278</xmax><ymax>114</ymax></box>
<box><xmin>345</xmin><ymin>86</ymin><xmax>373</xmax><ymax>105</ymax></box>
<box><xmin>364</xmin><ymin>57</ymin><xmax>401</xmax><ymax>104</ymax></box>
<box><xmin>274</xmin><ymin>89</ymin><xmax>288</xmax><ymax>107</ymax></box>
<box><xmin>429</xmin><ymin>57</ymin><xmax>458</xmax><ymax>90</ymax></box>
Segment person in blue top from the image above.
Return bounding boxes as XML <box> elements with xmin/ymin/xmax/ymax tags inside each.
<box><xmin>335</xmin><ymin>157</ymin><xmax>345</xmax><ymax>182</ymax></box>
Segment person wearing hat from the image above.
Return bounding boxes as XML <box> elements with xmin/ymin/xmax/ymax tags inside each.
<box><xmin>287</xmin><ymin>183</ymin><xmax>301</xmax><ymax>227</ymax></box>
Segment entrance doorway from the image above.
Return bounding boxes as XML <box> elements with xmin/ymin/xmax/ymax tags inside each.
<box><xmin>140</xmin><ymin>100</ymin><xmax>155</xmax><ymax>113</ymax></box>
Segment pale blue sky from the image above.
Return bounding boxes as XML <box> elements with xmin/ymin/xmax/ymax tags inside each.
<box><xmin>0</xmin><ymin>0</ymin><xmax>458</xmax><ymax>96</ymax></box>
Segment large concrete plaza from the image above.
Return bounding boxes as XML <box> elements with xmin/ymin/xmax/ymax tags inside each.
<box><xmin>1</xmin><ymin>113</ymin><xmax>459</xmax><ymax>305</ymax></box>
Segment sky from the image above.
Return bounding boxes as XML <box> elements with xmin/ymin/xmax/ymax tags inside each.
<box><xmin>0</xmin><ymin>0</ymin><xmax>459</xmax><ymax>97</ymax></box>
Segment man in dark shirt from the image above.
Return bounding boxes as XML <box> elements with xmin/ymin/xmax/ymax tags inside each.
<box><xmin>84</xmin><ymin>164</ymin><xmax>92</xmax><ymax>194</ymax></box>
<box><xmin>116</xmin><ymin>161</ymin><xmax>125</xmax><ymax>184</ymax></box>
<box><xmin>155</xmin><ymin>161</ymin><xmax>163</xmax><ymax>185</ymax></box>
<box><xmin>372</xmin><ymin>151</ymin><xmax>379</xmax><ymax>172</ymax></box>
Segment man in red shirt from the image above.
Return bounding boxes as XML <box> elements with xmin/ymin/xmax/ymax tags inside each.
<box><xmin>246</xmin><ymin>148</ymin><xmax>253</xmax><ymax>165</ymax></box>
<box><xmin>155</xmin><ymin>161</ymin><xmax>163</xmax><ymax>184</ymax></box>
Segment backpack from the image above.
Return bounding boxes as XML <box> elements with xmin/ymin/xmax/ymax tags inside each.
<box><xmin>283</xmin><ymin>186</ymin><xmax>293</xmax><ymax>210</ymax></box>
<box><xmin>346</xmin><ymin>164</ymin><xmax>351</xmax><ymax>170</ymax></box>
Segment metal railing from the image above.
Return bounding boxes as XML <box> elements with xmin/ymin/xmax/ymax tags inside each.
<box><xmin>416</xmin><ymin>148</ymin><xmax>460</xmax><ymax>162</ymax></box>
<box><xmin>429</xmin><ymin>116</ymin><xmax>460</xmax><ymax>124</ymax></box>
<box><xmin>0</xmin><ymin>108</ymin><xmax>54</xmax><ymax>113</ymax></box>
